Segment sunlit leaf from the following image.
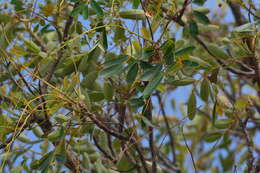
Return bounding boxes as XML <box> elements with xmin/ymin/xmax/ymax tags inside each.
<box><xmin>119</xmin><ymin>9</ymin><xmax>146</xmax><ymax>20</ymax></box>
<box><xmin>175</xmin><ymin>46</ymin><xmax>195</xmax><ymax>57</ymax></box>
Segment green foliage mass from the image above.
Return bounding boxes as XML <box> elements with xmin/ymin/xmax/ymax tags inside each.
<box><xmin>0</xmin><ymin>0</ymin><xmax>259</xmax><ymax>172</ymax></box>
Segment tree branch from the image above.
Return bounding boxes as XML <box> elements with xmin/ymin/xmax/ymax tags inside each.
<box><xmin>156</xmin><ymin>92</ymin><xmax>178</xmax><ymax>166</ymax></box>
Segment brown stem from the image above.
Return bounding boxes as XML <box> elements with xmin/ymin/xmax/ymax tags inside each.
<box><xmin>227</xmin><ymin>1</ymin><xmax>247</xmax><ymax>26</ymax></box>
<box><xmin>42</xmin><ymin>2</ymin><xmax>80</xmax><ymax>93</ymax></box>
<box><xmin>156</xmin><ymin>92</ymin><xmax>178</xmax><ymax>166</ymax></box>
<box><xmin>79</xmin><ymin>104</ymin><xmax>129</xmax><ymax>140</ymax></box>
<box><xmin>181</xmin><ymin>126</ymin><xmax>198</xmax><ymax>173</ymax></box>
<box><xmin>134</xmin><ymin>144</ymin><xmax>150</xmax><ymax>173</ymax></box>
<box><xmin>146</xmin><ymin>98</ymin><xmax>157</xmax><ymax>173</ymax></box>
<box><xmin>93</xmin><ymin>136</ymin><xmax>115</xmax><ymax>162</ymax></box>
<box><xmin>238</xmin><ymin>118</ymin><xmax>255</xmax><ymax>173</ymax></box>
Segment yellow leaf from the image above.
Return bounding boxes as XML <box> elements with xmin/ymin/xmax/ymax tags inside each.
<box><xmin>40</xmin><ymin>4</ymin><xmax>55</xmax><ymax>17</ymax></box>
<box><xmin>132</xmin><ymin>40</ymin><xmax>141</xmax><ymax>52</ymax></box>
<box><xmin>141</xmin><ymin>27</ymin><xmax>150</xmax><ymax>40</ymax></box>
<box><xmin>216</xmin><ymin>105</ymin><xmax>223</xmax><ymax>116</ymax></box>
<box><xmin>10</xmin><ymin>47</ymin><xmax>27</xmax><ymax>56</ymax></box>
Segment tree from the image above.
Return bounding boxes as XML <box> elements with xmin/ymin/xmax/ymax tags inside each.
<box><xmin>0</xmin><ymin>0</ymin><xmax>259</xmax><ymax>172</ymax></box>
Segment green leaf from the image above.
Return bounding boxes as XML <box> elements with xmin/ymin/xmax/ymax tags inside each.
<box><xmin>200</xmin><ymin>78</ymin><xmax>211</xmax><ymax>102</ymax></box>
<box><xmin>189</xmin><ymin>56</ymin><xmax>212</xmax><ymax>69</ymax></box>
<box><xmin>82</xmin><ymin>153</ymin><xmax>91</xmax><ymax>169</ymax></box>
<box><xmin>81</xmin><ymin>71</ymin><xmax>99</xmax><ymax>89</ymax></box>
<box><xmin>70</xmin><ymin>5</ymin><xmax>85</xmax><ymax>17</ymax></box>
<box><xmin>24</xmin><ymin>40</ymin><xmax>41</xmax><ymax>53</ymax></box>
<box><xmin>143</xmin><ymin>72</ymin><xmax>163</xmax><ymax>98</ymax></box>
<box><xmin>187</xmin><ymin>90</ymin><xmax>196</xmax><ymax>120</ymax></box>
<box><xmin>126</xmin><ymin>63</ymin><xmax>139</xmax><ymax>83</ymax></box>
<box><xmin>189</xmin><ymin>20</ymin><xmax>199</xmax><ymax>37</ymax></box>
<box><xmin>100</xmin><ymin>64</ymin><xmax>124</xmax><ymax>78</ymax></box>
<box><xmin>55</xmin><ymin>114</ymin><xmax>70</xmax><ymax>123</ymax></box>
<box><xmin>90</xmin><ymin>0</ymin><xmax>103</xmax><ymax>17</ymax></box>
<box><xmin>55</xmin><ymin>140</ymin><xmax>66</xmax><ymax>164</ymax></box>
<box><xmin>204</xmin><ymin>132</ymin><xmax>222</xmax><ymax>143</ymax></box>
<box><xmin>194</xmin><ymin>7</ymin><xmax>210</xmax><ymax>14</ymax></box>
<box><xmin>193</xmin><ymin>0</ymin><xmax>207</xmax><ymax>6</ymax></box>
<box><xmin>233</xmin><ymin>23</ymin><xmax>255</xmax><ymax>32</ymax></box>
<box><xmin>129</xmin><ymin>97</ymin><xmax>145</xmax><ymax>108</ymax></box>
<box><xmin>11</xmin><ymin>0</ymin><xmax>24</xmax><ymax>11</ymax></box>
<box><xmin>38</xmin><ymin>151</ymin><xmax>54</xmax><ymax>173</ymax></box>
<box><xmin>88</xmin><ymin>92</ymin><xmax>105</xmax><ymax>102</ymax></box>
<box><xmin>102</xmin><ymin>29</ymin><xmax>108</xmax><ymax>50</ymax></box>
<box><xmin>175</xmin><ymin>46</ymin><xmax>195</xmax><ymax>57</ymax></box>
<box><xmin>170</xmin><ymin>78</ymin><xmax>195</xmax><ymax>86</ymax></box>
<box><xmin>117</xmin><ymin>155</ymin><xmax>134</xmax><ymax>171</ymax></box>
<box><xmin>32</xmin><ymin>126</ymin><xmax>44</xmax><ymax>138</ymax></box>
<box><xmin>47</xmin><ymin>128</ymin><xmax>64</xmax><ymax>142</ymax></box>
<box><xmin>0</xmin><ymin>13</ymin><xmax>12</xmax><ymax>24</ymax></box>
<box><xmin>132</xmin><ymin>0</ymin><xmax>140</xmax><ymax>9</ymax></box>
<box><xmin>140</xmin><ymin>65</ymin><xmax>162</xmax><ymax>81</ymax></box>
<box><xmin>103</xmin><ymin>55</ymin><xmax>128</xmax><ymax>67</ymax></box>
<box><xmin>82</xmin><ymin>5</ymin><xmax>89</xmax><ymax>19</ymax></box>
<box><xmin>214</xmin><ymin>119</ymin><xmax>232</xmax><ymax>129</ymax></box>
<box><xmin>17</xmin><ymin>133</ymin><xmax>32</xmax><ymax>144</ymax></box>
<box><xmin>119</xmin><ymin>9</ymin><xmax>146</xmax><ymax>20</ymax></box>
<box><xmin>104</xmin><ymin>81</ymin><xmax>114</xmax><ymax>101</ymax></box>
<box><xmin>212</xmin><ymin>99</ymin><xmax>217</xmax><ymax>125</ymax></box>
<box><xmin>141</xmin><ymin>116</ymin><xmax>158</xmax><ymax>128</ymax></box>
<box><xmin>193</xmin><ymin>11</ymin><xmax>210</xmax><ymax>24</ymax></box>
<box><xmin>207</xmin><ymin>43</ymin><xmax>229</xmax><ymax>59</ymax></box>
<box><xmin>161</xmin><ymin>38</ymin><xmax>175</xmax><ymax>66</ymax></box>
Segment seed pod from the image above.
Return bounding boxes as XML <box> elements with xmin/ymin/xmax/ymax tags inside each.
<box><xmin>119</xmin><ymin>9</ymin><xmax>146</xmax><ymax>20</ymax></box>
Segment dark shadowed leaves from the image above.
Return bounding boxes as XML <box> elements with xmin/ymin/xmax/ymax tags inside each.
<box><xmin>193</xmin><ymin>0</ymin><xmax>207</xmax><ymax>6</ymax></box>
<box><xmin>193</xmin><ymin>11</ymin><xmax>210</xmax><ymax>24</ymax></box>
<box><xmin>90</xmin><ymin>0</ymin><xmax>104</xmax><ymax>17</ymax></box>
<box><xmin>161</xmin><ymin>38</ymin><xmax>175</xmax><ymax>66</ymax></box>
<box><xmin>187</xmin><ymin>90</ymin><xmax>196</xmax><ymax>120</ymax></box>
<box><xmin>126</xmin><ymin>63</ymin><xmax>139</xmax><ymax>83</ymax></box>
<box><xmin>189</xmin><ymin>20</ymin><xmax>199</xmax><ymax>37</ymax></box>
<box><xmin>143</xmin><ymin>72</ymin><xmax>163</xmax><ymax>98</ymax></box>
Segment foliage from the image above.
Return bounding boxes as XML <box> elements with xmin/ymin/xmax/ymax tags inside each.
<box><xmin>0</xmin><ymin>0</ymin><xmax>259</xmax><ymax>172</ymax></box>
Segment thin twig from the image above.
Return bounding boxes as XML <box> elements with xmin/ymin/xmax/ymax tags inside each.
<box><xmin>156</xmin><ymin>92</ymin><xmax>178</xmax><ymax>166</ymax></box>
<box><xmin>181</xmin><ymin>125</ymin><xmax>198</xmax><ymax>173</ymax></box>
